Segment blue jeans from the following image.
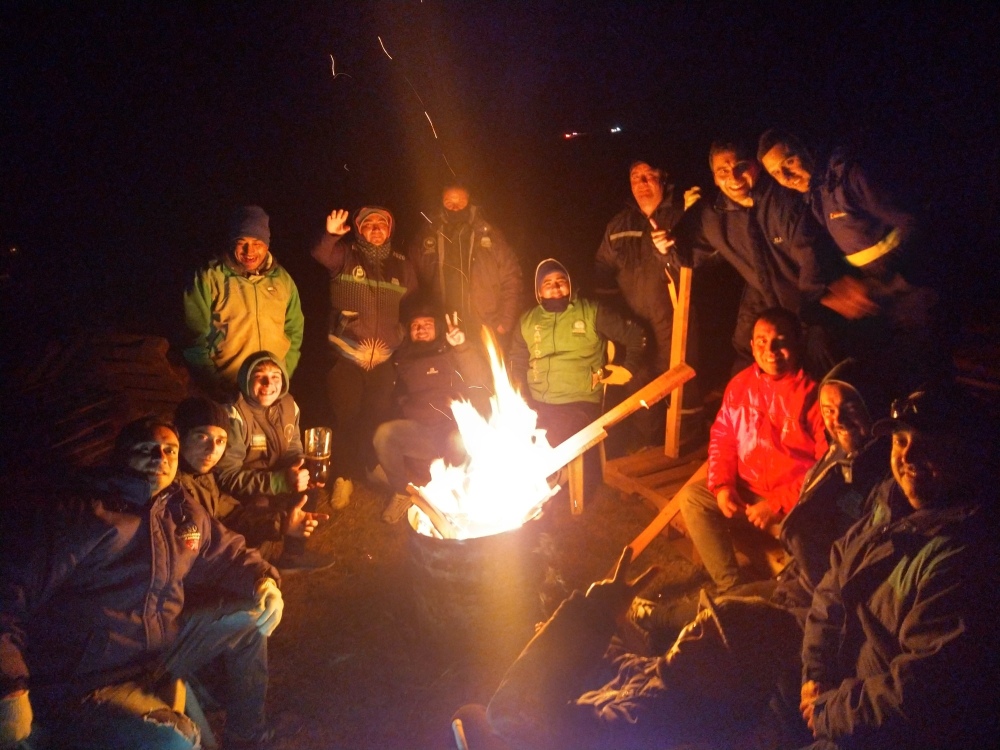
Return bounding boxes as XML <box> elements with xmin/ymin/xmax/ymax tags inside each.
<box><xmin>37</xmin><ymin>600</ymin><xmax>268</xmax><ymax>750</ymax></box>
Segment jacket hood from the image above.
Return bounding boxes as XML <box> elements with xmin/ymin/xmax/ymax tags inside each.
<box><xmin>820</xmin><ymin>358</ymin><xmax>887</xmax><ymax>422</ymax></box>
<box><xmin>81</xmin><ymin>466</ymin><xmax>157</xmax><ymax>507</ymax></box>
<box><xmin>534</xmin><ymin>258</ymin><xmax>572</xmax><ymax>304</ymax></box>
<box><xmin>237</xmin><ymin>350</ymin><xmax>291</xmax><ymax>401</ymax></box>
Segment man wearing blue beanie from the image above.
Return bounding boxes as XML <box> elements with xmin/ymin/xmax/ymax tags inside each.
<box><xmin>183</xmin><ymin>205</ymin><xmax>304</xmax><ymax>398</ymax></box>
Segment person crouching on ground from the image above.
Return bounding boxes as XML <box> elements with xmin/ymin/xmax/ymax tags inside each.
<box><xmin>214</xmin><ymin>352</ymin><xmax>334</xmax><ymax>573</ymax></box>
<box><xmin>175</xmin><ymin>396</ymin><xmax>328</xmax><ymax>570</ymax></box>
<box><xmin>0</xmin><ymin>417</ymin><xmax>283</xmax><ymax>750</ymax></box>
<box><xmin>509</xmin><ymin>258</ymin><xmax>647</xmax><ymax>453</ymax></box>
<box><xmin>679</xmin><ymin>307</ymin><xmax>827</xmax><ymax>593</ymax></box>
<box><xmin>373</xmin><ymin>298</ymin><xmax>492</xmax><ymax>524</ymax></box>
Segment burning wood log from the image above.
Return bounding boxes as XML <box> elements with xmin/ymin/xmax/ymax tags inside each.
<box><xmin>406</xmin><ymin>484</ymin><xmax>459</xmax><ymax>539</ymax></box>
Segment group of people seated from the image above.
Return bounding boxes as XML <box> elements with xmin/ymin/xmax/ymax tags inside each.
<box><xmin>456</xmin><ymin>323</ymin><xmax>999</xmax><ymax>749</ymax></box>
<box><xmin>1</xmin><ymin>127</ymin><xmax>988</xmax><ymax>750</ymax></box>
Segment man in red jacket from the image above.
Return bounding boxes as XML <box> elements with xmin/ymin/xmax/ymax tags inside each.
<box><xmin>680</xmin><ymin>307</ymin><xmax>827</xmax><ymax>592</ymax></box>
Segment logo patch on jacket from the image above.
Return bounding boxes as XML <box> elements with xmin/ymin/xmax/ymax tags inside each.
<box><xmin>772</xmin><ymin>236</ymin><xmax>784</xmax><ymax>244</ymax></box>
<box><xmin>251</xmin><ymin>433</ymin><xmax>268</xmax><ymax>451</ymax></box>
<box><xmin>352</xmin><ymin>265</ymin><xmax>366</xmax><ymax>279</ymax></box>
<box><xmin>572</xmin><ymin>320</ymin><xmax>587</xmax><ymax>335</ymax></box>
<box><xmin>176</xmin><ymin>520</ymin><xmax>201</xmax><ymax>552</ymax></box>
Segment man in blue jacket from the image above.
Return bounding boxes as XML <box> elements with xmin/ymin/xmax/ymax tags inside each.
<box><xmin>0</xmin><ymin>418</ymin><xmax>283</xmax><ymax>750</ymax></box>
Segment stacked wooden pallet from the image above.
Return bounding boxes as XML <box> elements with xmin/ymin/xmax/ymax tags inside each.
<box><xmin>4</xmin><ymin>333</ymin><xmax>189</xmax><ymax>472</ymax></box>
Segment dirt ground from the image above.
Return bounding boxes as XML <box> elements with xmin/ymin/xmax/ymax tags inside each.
<box><xmin>261</xmin><ymin>475</ymin><xmax>703</xmax><ymax>750</ymax></box>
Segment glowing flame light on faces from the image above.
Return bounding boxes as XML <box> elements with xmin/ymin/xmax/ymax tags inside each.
<box><xmin>412</xmin><ymin>331</ymin><xmax>559</xmax><ymax>540</ymax></box>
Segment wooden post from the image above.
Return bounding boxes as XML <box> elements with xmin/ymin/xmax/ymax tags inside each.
<box><xmin>664</xmin><ymin>266</ymin><xmax>693</xmax><ymax>458</ymax></box>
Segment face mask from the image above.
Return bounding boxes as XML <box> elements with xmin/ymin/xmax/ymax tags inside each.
<box><xmin>540</xmin><ymin>297</ymin><xmax>570</xmax><ymax>313</ymax></box>
<box><xmin>444</xmin><ymin>207</ymin><xmax>471</xmax><ymax>224</ymax></box>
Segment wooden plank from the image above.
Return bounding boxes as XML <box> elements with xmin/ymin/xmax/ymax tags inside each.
<box><xmin>567</xmin><ymin>454</ymin><xmax>584</xmax><ymax>515</ymax></box>
<box><xmin>645</xmin><ymin>463</ymin><xmax>706</xmax><ymax>491</ymax></box>
<box><xmin>608</xmin><ymin>446</ymin><xmax>675</xmax><ymax>475</ymax></box>
<box><xmin>665</xmin><ymin>266</ymin><xmax>693</xmax><ymax>458</ymax></box>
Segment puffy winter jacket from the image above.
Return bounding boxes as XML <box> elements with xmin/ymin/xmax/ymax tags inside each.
<box><xmin>802</xmin><ymin>479</ymin><xmax>1000</xmax><ymax>748</ymax></box>
<box><xmin>707</xmin><ymin>364</ymin><xmax>827</xmax><ymax>514</ymax></box>
<box><xmin>183</xmin><ymin>255</ymin><xmax>303</xmax><ymax>388</ymax></box>
<box><xmin>810</xmin><ymin>148</ymin><xmax>916</xmax><ymax>268</ymax></box>
<box><xmin>411</xmin><ymin>205</ymin><xmax>523</xmax><ymax>335</ymax></box>
<box><xmin>595</xmin><ymin>201</ymin><xmax>685</xmax><ymax>371</ymax></box>
<box><xmin>393</xmin><ymin>338</ymin><xmax>491</xmax><ymax>425</ymax></box>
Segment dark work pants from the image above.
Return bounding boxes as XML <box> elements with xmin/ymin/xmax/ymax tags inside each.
<box><xmin>326</xmin><ymin>357</ymin><xmax>395</xmax><ymax>480</ymax></box>
<box><xmin>39</xmin><ymin>601</ymin><xmax>268</xmax><ymax>750</ymax></box>
<box><xmin>532</xmin><ymin>400</ymin><xmax>602</xmax><ymax>447</ymax></box>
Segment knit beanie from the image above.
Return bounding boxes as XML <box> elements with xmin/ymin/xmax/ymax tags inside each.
<box><xmin>228</xmin><ymin>205</ymin><xmax>271</xmax><ymax>246</ymax></box>
<box><xmin>174</xmin><ymin>397</ymin><xmax>231</xmax><ymax>437</ymax></box>
<box><xmin>353</xmin><ymin>206</ymin><xmax>394</xmax><ymax>237</ymax></box>
<box><xmin>400</xmin><ymin>294</ymin><xmax>444</xmax><ymax>327</ymax></box>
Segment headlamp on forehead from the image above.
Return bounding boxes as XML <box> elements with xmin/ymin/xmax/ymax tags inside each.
<box><xmin>872</xmin><ymin>386</ymin><xmax>964</xmax><ymax>437</ymax></box>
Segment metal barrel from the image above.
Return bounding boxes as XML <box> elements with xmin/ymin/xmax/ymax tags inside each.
<box><xmin>405</xmin><ymin>511</ymin><xmax>543</xmax><ymax>655</ymax></box>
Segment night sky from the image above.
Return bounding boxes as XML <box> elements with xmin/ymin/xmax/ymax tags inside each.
<box><xmin>2</xmin><ymin>0</ymin><xmax>998</xmax><ymax>348</ymax></box>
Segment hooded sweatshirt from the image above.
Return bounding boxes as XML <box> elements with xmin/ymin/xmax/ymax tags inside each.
<box><xmin>214</xmin><ymin>351</ymin><xmax>303</xmax><ymax>498</ymax></box>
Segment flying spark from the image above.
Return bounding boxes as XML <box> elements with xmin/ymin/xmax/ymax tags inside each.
<box><xmin>424</xmin><ymin>111</ymin><xmax>438</xmax><ymax>139</ymax></box>
<box><xmin>441</xmin><ymin>153</ymin><xmax>456</xmax><ymax>176</ymax></box>
<box><xmin>329</xmin><ymin>54</ymin><xmax>353</xmax><ymax>80</ymax></box>
<box><xmin>377</xmin><ymin>36</ymin><xmax>393</xmax><ymax>60</ymax></box>
<box><xmin>420</xmin><ymin>212</ymin><xmax>432</xmax><ymax>223</ymax></box>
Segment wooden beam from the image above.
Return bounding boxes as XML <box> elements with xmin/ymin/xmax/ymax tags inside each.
<box><xmin>542</xmin><ymin>362</ymin><xmax>694</xmax><ymax>478</ymax></box>
<box><xmin>628</xmin><ymin>461</ymin><xmax>707</xmax><ymax>559</ymax></box>
<box><xmin>665</xmin><ymin>266</ymin><xmax>693</xmax><ymax>458</ymax></box>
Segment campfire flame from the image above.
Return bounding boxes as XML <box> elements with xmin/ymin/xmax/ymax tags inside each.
<box><xmin>411</xmin><ymin>330</ymin><xmax>558</xmax><ymax>540</ymax></box>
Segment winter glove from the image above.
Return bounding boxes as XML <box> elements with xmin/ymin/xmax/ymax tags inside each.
<box><xmin>252</xmin><ymin>577</ymin><xmax>284</xmax><ymax>637</ymax></box>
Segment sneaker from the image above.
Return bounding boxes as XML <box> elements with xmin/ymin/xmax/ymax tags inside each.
<box><xmin>366</xmin><ymin>463</ymin><xmax>389</xmax><ymax>489</ymax></box>
<box><xmin>274</xmin><ymin>549</ymin><xmax>336</xmax><ymax>575</ymax></box>
<box><xmin>331</xmin><ymin>477</ymin><xmax>353</xmax><ymax>510</ymax></box>
<box><xmin>382</xmin><ymin>492</ymin><xmax>411</xmax><ymax>524</ymax></box>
